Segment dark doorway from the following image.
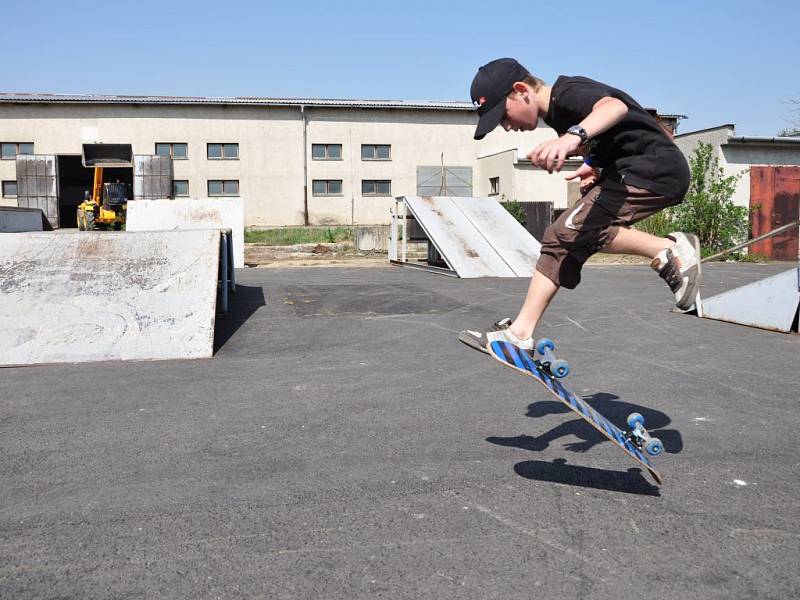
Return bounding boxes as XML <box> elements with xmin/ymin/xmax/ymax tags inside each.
<box><xmin>57</xmin><ymin>155</ymin><xmax>132</xmax><ymax>228</ymax></box>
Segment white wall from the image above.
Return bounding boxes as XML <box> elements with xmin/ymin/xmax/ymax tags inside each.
<box><xmin>475</xmin><ymin>120</ymin><xmax>580</xmax><ymax>211</ymax></box>
<box><xmin>0</xmin><ymin>101</ymin><xmax>577</xmax><ymax>225</ymax></box>
<box><xmin>305</xmin><ymin>108</ymin><xmax>476</xmax><ymax>225</ymax></box>
<box><xmin>0</xmin><ymin>103</ymin><xmax>306</xmax><ymax>224</ymax></box>
<box><xmin>674</xmin><ymin>125</ymin><xmax>800</xmax><ymax>208</ymax></box>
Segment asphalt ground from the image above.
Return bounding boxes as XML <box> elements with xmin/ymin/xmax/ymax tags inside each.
<box><xmin>1</xmin><ymin>262</ymin><xmax>799</xmax><ymax>599</ymax></box>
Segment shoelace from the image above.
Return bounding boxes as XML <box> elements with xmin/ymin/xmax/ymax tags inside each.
<box><xmin>658</xmin><ymin>251</ymin><xmax>683</xmax><ymax>292</ymax></box>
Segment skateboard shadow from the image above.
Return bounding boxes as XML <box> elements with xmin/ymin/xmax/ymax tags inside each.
<box><xmin>514</xmin><ymin>459</ymin><xmax>660</xmax><ymax>496</ymax></box>
<box><xmin>488</xmin><ymin>392</ymin><xmax>683</xmax><ymax>455</ymax></box>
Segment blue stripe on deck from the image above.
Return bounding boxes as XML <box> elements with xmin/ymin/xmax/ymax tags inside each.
<box><xmin>491</xmin><ymin>340</ymin><xmax>655</xmax><ymax>470</ymax></box>
<box><xmin>519</xmin><ymin>349</ymin><xmax>538</xmax><ymax>373</ymax></box>
<box><xmin>508</xmin><ymin>345</ymin><xmax>527</xmax><ymax>370</ymax></box>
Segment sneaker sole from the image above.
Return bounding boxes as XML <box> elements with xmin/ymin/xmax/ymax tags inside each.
<box><xmin>458</xmin><ymin>319</ymin><xmax>513</xmax><ymax>354</ymax></box>
<box><xmin>458</xmin><ymin>330</ymin><xmax>489</xmax><ymax>354</ymax></box>
<box><xmin>676</xmin><ymin>234</ymin><xmax>702</xmax><ymax>310</ymax></box>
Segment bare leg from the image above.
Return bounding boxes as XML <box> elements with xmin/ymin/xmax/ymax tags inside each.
<box><xmin>509</xmin><ymin>228</ymin><xmax>674</xmax><ymax>340</ymax></box>
<box><xmin>509</xmin><ymin>270</ymin><xmax>559</xmax><ymax>340</ymax></box>
<box><xmin>604</xmin><ymin>227</ymin><xmax>672</xmax><ymax>259</ymax></box>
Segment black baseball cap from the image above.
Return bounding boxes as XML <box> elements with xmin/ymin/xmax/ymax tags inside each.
<box><xmin>470</xmin><ymin>58</ymin><xmax>531</xmax><ymax>140</ymax></box>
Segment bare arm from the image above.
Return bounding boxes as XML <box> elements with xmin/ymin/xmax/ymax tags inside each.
<box><xmin>579</xmin><ymin>96</ymin><xmax>628</xmax><ymax>139</ymax></box>
<box><xmin>528</xmin><ymin>97</ymin><xmax>629</xmax><ymax>173</ymax></box>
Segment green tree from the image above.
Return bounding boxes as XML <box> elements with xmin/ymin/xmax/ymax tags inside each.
<box><xmin>502</xmin><ymin>199</ymin><xmax>527</xmax><ymax>227</ymax></box>
<box><xmin>636</xmin><ymin>142</ymin><xmax>749</xmax><ymax>255</ymax></box>
<box><xmin>671</xmin><ymin>142</ymin><xmax>749</xmax><ymax>254</ymax></box>
<box><xmin>778</xmin><ymin>98</ymin><xmax>800</xmax><ymax>137</ymax></box>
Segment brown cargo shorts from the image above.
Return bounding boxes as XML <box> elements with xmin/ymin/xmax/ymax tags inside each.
<box><xmin>536</xmin><ymin>180</ymin><xmax>682</xmax><ymax>289</ymax></box>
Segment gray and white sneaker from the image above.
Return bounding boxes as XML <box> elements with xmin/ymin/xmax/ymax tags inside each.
<box><xmin>651</xmin><ymin>231</ymin><xmax>702</xmax><ymax>310</ymax></box>
<box><xmin>458</xmin><ymin>318</ymin><xmax>534</xmax><ymax>354</ymax></box>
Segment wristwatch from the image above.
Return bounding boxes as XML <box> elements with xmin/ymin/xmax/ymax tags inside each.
<box><xmin>566</xmin><ymin>125</ymin><xmax>589</xmax><ymax>145</ymax></box>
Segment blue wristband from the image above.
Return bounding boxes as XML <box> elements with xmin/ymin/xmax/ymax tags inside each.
<box><xmin>583</xmin><ymin>156</ymin><xmax>593</xmax><ymax>167</ymax></box>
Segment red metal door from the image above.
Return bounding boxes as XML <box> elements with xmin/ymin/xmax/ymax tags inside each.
<box><xmin>750</xmin><ymin>166</ymin><xmax>800</xmax><ymax>260</ymax></box>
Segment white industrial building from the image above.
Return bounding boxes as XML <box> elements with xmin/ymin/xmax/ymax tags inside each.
<box><xmin>673</xmin><ymin>124</ymin><xmax>800</xmax><ymax>208</ymax></box>
<box><xmin>1</xmin><ymin>93</ymin><xmax>683</xmax><ymax>229</ymax></box>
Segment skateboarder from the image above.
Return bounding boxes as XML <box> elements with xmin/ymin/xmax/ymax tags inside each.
<box><xmin>461</xmin><ymin>58</ymin><xmax>700</xmax><ymax>352</ymax></box>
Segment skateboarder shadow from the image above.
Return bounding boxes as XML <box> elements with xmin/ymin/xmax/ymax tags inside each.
<box><xmin>487</xmin><ymin>392</ymin><xmax>683</xmax><ymax>454</ymax></box>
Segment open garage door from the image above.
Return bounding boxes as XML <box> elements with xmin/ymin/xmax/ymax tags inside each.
<box><xmin>16</xmin><ymin>155</ymin><xmax>59</xmax><ymax>228</ymax></box>
<box><xmin>133</xmin><ymin>155</ymin><xmax>173</xmax><ymax>200</ymax></box>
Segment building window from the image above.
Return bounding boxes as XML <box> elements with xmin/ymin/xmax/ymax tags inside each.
<box><xmin>2</xmin><ymin>181</ymin><xmax>17</xmax><ymax>197</ymax></box>
<box><xmin>489</xmin><ymin>176</ymin><xmax>500</xmax><ymax>195</ymax></box>
<box><xmin>312</xmin><ymin>180</ymin><xmax>342</xmax><ymax>196</ymax></box>
<box><xmin>361</xmin><ymin>144</ymin><xmax>391</xmax><ymax>160</ymax></box>
<box><xmin>208</xmin><ymin>180</ymin><xmax>239</xmax><ymax>196</ymax></box>
<box><xmin>311</xmin><ymin>144</ymin><xmax>342</xmax><ymax>160</ymax></box>
<box><xmin>156</xmin><ymin>143</ymin><xmax>188</xmax><ymax>160</ymax></box>
<box><xmin>1</xmin><ymin>143</ymin><xmax>34</xmax><ymax>160</ymax></box>
<box><xmin>362</xmin><ymin>180</ymin><xmax>391</xmax><ymax>196</ymax></box>
<box><xmin>207</xmin><ymin>143</ymin><xmax>239</xmax><ymax>160</ymax></box>
<box><xmin>173</xmin><ymin>180</ymin><xmax>189</xmax><ymax>197</ymax></box>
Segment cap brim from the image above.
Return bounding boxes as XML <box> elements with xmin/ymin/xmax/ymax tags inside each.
<box><xmin>473</xmin><ymin>100</ymin><xmax>506</xmax><ymax>140</ymax></box>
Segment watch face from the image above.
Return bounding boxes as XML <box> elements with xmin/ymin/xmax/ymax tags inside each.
<box><xmin>568</xmin><ymin>126</ymin><xmax>585</xmax><ymax>141</ymax></box>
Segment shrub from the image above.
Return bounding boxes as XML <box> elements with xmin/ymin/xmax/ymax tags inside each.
<box><xmin>636</xmin><ymin>142</ymin><xmax>750</xmax><ymax>256</ymax></box>
<box><xmin>503</xmin><ymin>200</ymin><xmax>527</xmax><ymax>227</ymax></box>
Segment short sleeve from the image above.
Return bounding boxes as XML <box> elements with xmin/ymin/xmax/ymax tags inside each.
<box><xmin>555</xmin><ymin>79</ymin><xmax>618</xmax><ymax>120</ymax></box>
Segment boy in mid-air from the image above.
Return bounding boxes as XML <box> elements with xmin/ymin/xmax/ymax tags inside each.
<box><xmin>460</xmin><ymin>58</ymin><xmax>701</xmax><ymax>353</ymax></box>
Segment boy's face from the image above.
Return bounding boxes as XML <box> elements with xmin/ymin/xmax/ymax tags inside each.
<box><xmin>501</xmin><ymin>84</ymin><xmax>539</xmax><ymax>133</ymax></box>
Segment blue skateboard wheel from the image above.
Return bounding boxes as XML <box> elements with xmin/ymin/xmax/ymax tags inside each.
<box><xmin>626</xmin><ymin>412</ymin><xmax>645</xmax><ymax>429</ymax></box>
<box><xmin>535</xmin><ymin>338</ymin><xmax>555</xmax><ymax>355</ymax></box>
<box><xmin>552</xmin><ymin>359</ymin><xmax>570</xmax><ymax>379</ymax></box>
<box><xmin>645</xmin><ymin>437</ymin><xmax>664</xmax><ymax>457</ymax></box>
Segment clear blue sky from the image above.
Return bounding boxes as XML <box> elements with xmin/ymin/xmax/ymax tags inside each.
<box><xmin>5</xmin><ymin>0</ymin><xmax>798</xmax><ymax>136</ymax></box>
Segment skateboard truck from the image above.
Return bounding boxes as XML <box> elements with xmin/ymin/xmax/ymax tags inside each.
<box><xmin>488</xmin><ymin>339</ymin><xmax>664</xmax><ymax>485</ymax></box>
<box><xmin>624</xmin><ymin>413</ymin><xmax>664</xmax><ymax>457</ymax></box>
<box><xmin>534</xmin><ymin>339</ymin><xmax>663</xmax><ymax>457</ymax></box>
<box><xmin>534</xmin><ymin>338</ymin><xmax>570</xmax><ymax>379</ymax></box>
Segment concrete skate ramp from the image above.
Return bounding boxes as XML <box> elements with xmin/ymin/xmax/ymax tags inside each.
<box><xmin>404</xmin><ymin>196</ymin><xmax>541</xmax><ymax>278</ymax></box>
<box><xmin>126</xmin><ymin>198</ymin><xmax>244</xmax><ymax>268</ymax></box>
<box><xmin>0</xmin><ymin>230</ymin><xmax>221</xmax><ymax>366</ymax></box>
<box><xmin>0</xmin><ymin>206</ymin><xmax>53</xmax><ymax>232</ymax></box>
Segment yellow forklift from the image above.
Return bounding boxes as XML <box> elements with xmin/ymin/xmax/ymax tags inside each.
<box><xmin>76</xmin><ymin>143</ymin><xmax>133</xmax><ymax>231</ymax></box>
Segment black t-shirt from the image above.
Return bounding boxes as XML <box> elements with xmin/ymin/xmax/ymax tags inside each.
<box><xmin>543</xmin><ymin>75</ymin><xmax>690</xmax><ymax>199</ymax></box>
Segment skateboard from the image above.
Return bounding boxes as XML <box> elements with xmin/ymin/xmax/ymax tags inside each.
<box><xmin>487</xmin><ymin>338</ymin><xmax>663</xmax><ymax>486</ymax></box>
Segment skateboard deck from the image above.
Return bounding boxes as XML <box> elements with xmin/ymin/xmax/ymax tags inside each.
<box><xmin>488</xmin><ymin>340</ymin><xmax>663</xmax><ymax>486</ymax></box>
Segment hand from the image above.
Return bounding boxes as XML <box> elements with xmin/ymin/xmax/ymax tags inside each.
<box><xmin>527</xmin><ymin>134</ymin><xmax>582</xmax><ymax>174</ymax></box>
<box><xmin>564</xmin><ymin>162</ymin><xmax>599</xmax><ymax>193</ymax></box>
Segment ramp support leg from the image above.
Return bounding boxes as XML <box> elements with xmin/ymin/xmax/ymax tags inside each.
<box><xmin>220</xmin><ymin>231</ymin><xmax>229</xmax><ymax>314</ymax></box>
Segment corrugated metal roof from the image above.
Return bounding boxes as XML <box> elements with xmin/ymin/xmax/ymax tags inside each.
<box><xmin>0</xmin><ymin>92</ymin><xmax>474</xmax><ymax>111</ymax></box>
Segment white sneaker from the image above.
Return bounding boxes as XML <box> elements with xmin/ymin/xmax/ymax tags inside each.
<box><xmin>459</xmin><ymin>318</ymin><xmax>514</xmax><ymax>354</ymax></box>
<box><xmin>651</xmin><ymin>232</ymin><xmax>701</xmax><ymax>310</ymax></box>
<box><xmin>459</xmin><ymin>318</ymin><xmax>533</xmax><ymax>353</ymax></box>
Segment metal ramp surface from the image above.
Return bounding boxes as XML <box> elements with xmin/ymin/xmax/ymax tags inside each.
<box><xmin>390</xmin><ymin>196</ymin><xmax>542</xmax><ymax>278</ymax></box>
<box><xmin>681</xmin><ymin>220</ymin><xmax>800</xmax><ymax>333</ymax></box>
<box><xmin>0</xmin><ymin>206</ymin><xmax>53</xmax><ymax>233</ymax></box>
<box><xmin>126</xmin><ymin>197</ymin><xmax>245</xmax><ymax>268</ymax></box>
<box><xmin>700</xmin><ymin>268</ymin><xmax>799</xmax><ymax>333</ymax></box>
<box><xmin>0</xmin><ymin>230</ymin><xmax>223</xmax><ymax>366</ymax></box>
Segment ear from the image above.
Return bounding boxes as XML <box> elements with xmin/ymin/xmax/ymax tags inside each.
<box><xmin>511</xmin><ymin>82</ymin><xmax>528</xmax><ymax>97</ymax></box>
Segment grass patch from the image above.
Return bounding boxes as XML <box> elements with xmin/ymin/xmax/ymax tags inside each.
<box><xmin>713</xmin><ymin>251</ymin><xmax>769</xmax><ymax>263</ymax></box>
<box><xmin>245</xmin><ymin>227</ymin><xmax>353</xmax><ymax>245</ymax></box>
